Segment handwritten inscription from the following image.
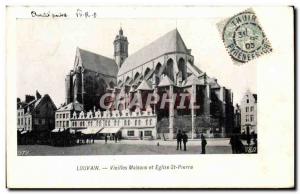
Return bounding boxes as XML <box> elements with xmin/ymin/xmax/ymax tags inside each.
<box><xmin>31</xmin><ymin>11</ymin><xmax>67</xmax><ymax>18</ymax></box>
<box><xmin>75</xmin><ymin>9</ymin><xmax>97</xmax><ymax>18</ymax></box>
<box><xmin>30</xmin><ymin>9</ymin><xmax>98</xmax><ymax>19</ymax></box>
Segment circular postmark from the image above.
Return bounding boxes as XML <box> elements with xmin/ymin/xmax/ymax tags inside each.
<box><xmin>222</xmin><ymin>11</ymin><xmax>272</xmax><ymax>63</ymax></box>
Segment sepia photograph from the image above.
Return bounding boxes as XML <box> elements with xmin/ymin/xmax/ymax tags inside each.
<box><xmin>16</xmin><ymin>15</ymin><xmax>258</xmax><ymax>156</ymax></box>
<box><xmin>6</xmin><ymin>5</ymin><xmax>294</xmax><ymax>189</ymax></box>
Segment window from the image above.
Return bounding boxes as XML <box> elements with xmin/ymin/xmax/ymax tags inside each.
<box><xmin>250</xmin><ymin>106</ymin><xmax>254</xmax><ymax>112</ymax></box>
<box><xmin>145</xmin><ymin>131</ymin><xmax>152</xmax><ymax>136</ymax></box>
<box><xmin>135</xmin><ymin>120</ymin><xmax>137</xmax><ymax>126</ymax></box>
<box><xmin>146</xmin><ymin>119</ymin><xmax>148</xmax><ymax>126</ymax></box>
<box><xmin>63</xmin><ymin>114</ymin><xmax>65</xmax><ymax>119</ymax></box>
<box><xmin>128</xmin><ymin>120</ymin><xmax>130</xmax><ymax>126</ymax></box>
<box><xmin>250</xmin><ymin>115</ymin><xmax>254</xmax><ymax>122</ymax></box>
<box><xmin>246</xmin><ymin>107</ymin><xmax>249</xmax><ymax>112</ymax></box>
<box><xmin>17</xmin><ymin>119</ymin><xmax>20</xmax><ymax>125</ymax></box>
<box><xmin>35</xmin><ymin>119</ymin><xmax>39</xmax><ymax>125</ymax></box>
<box><xmin>149</xmin><ymin>119</ymin><xmax>152</xmax><ymax>125</ymax></box>
<box><xmin>246</xmin><ymin>115</ymin><xmax>249</xmax><ymax>122</ymax></box>
<box><xmin>246</xmin><ymin>99</ymin><xmax>249</xmax><ymax>103</ymax></box>
<box><xmin>41</xmin><ymin>119</ymin><xmax>45</xmax><ymax>125</ymax></box>
<box><xmin>127</xmin><ymin>130</ymin><xmax>134</xmax><ymax>136</ymax></box>
<box><xmin>66</xmin><ymin>121</ymin><xmax>69</xmax><ymax>127</ymax></box>
<box><xmin>138</xmin><ymin>119</ymin><xmax>141</xmax><ymax>126</ymax></box>
<box><xmin>28</xmin><ymin>118</ymin><xmax>30</xmax><ymax>125</ymax></box>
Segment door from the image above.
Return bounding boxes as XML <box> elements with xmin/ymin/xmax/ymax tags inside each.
<box><xmin>140</xmin><ymin>131</ymin><xmax>143</xmax><ymax>140</ymax></box>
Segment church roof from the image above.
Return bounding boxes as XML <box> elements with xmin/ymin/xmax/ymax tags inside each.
<box><xmin>137</xmin><ymin>80</ymin><xmax>153</xmax><ymax>90</ymax></box>
<box><xmin>77</xmin><ymin>48</ymin><xmax>118</xmax><ymax>77</ymax></box>
<box><xmin>186</xmin><ymin>61</ymin><xmax>203</xmax><ymax>77</ymax></box>
<box><xmin>207</xmin><ymin>77</ymin><xmax>220</xmax><ymax>89</ymax></box>
<box><xmin>118</xmin><ymin>29</ymin><xmax>189</xmax><ymax>76</ymax></box>
<box><xmin>184</xmin><ymin>75</ymin><xmax>204</xmax><ymax>86</ymax></box>
<box><xmin>158</xmin><ymin>75</ymin><xmax>174</xmax><ymax>87</ymax></box>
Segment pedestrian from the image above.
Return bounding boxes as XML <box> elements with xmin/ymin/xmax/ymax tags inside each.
<box><xmin>105</xmin><ymin>134</ymin><xmax>108</xmax><ymax>144</ymax></box>
<box><xmin>201</xmin><ymin>134</ymin><xmax>207</xmax><ymax>154</ymax></box>
<box><xmin>237</xmin><ymin>136</ymin><xmax>244</xmax><ymax>153</ymax></box>
<box><xmin>229</xmin><ymin>135</ymin><xmax>237</xmax><ymax>154</ymax></box>
<box><xmin>182</xmin><ymin>131</ymin><xmax>188</xmax><ymax>151</ymax></box>
<box><xmin>176</xmin><ymin>130</ymin><xmax>182</xmax><ymax>150</ymax></box>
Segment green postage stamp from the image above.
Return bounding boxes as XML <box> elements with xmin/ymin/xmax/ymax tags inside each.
<box><xmin>218</xmin><ymin>9</ymin><xmax>273</xmax><ymax>64</ymax></box>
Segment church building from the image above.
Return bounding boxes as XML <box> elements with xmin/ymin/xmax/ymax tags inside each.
<box><xmin>62</xmin><ymin>28</ymin><xmax>235</xmax><ymax>139</ymax></box>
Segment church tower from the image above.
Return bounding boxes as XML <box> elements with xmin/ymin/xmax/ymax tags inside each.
<box><xmin>114</xmin><ymin>27</ymin><xmax>128</xmax><ymax>68</ymax></box>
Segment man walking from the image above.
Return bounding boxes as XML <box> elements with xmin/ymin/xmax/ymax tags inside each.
<box><xmin>176</xmin><ymin>130</ymin><xmax>182</xmax><ymax>150</ymax></box>
<box><xmin>201</xmin><ymin>134</ymin><xmax>207</xmax><ymax>154</ymax></box>
<box><xmin>229</xmin><ymin>135</ymin><xmax>237</xmax><ymax>154</ymax></box>
<box><xmin>105</xmin><ymin>134</ymin><xmax>108</xmax><ymax>144</ymax></box>
<box><xmin>182</xmin><ymin>131</ymin><xmax>188</xmax><ymax>151</ymax></box>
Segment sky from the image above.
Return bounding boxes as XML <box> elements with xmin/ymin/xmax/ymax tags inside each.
<box><xmin>16</xmin><ymin>18</ymin><xmax>256</xmax><ymax>107</ymax></box>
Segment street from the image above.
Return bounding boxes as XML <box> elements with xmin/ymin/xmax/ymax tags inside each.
<box><xmin>17</xmin><ymin>139</ymin><xmax>232</xmax><ymax>156</ymax></box>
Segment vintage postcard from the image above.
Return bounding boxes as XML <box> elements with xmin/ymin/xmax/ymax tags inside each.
<box><xmin>6</xmin><ymin>6</ymin><xmax>294</xmax><ymax>188</ymax></box>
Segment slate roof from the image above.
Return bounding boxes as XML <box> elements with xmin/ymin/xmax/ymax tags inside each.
<box><xmin>158</xmin><ymin>75</ymin><xmax>174</xmax><ymax>87</ymax></box>
<box><xmin>21</xmin><ymin>94</ymin><xmax>56</xmax><ymax>114</ymax></box>
<box><xmin>77</xmin><ymin>48</ymin><xmax>118</xmax><ymax>77</ymax></box>
<box><xmin>118</xmin><ymin>29</ymin><xmax>189</xmax><ymax>76</ymax></box>
<box><xmin>137</xmin><ymin>80</ymin><xmax>153</xmax><ymax>90</ymax></box>
<box><xmin>57</xmin><ymin>101</ymin><xmax>83</xmax><ymax>112</ymax></box>
<box><xmin>207</xmin><ymin>77</ymin><xmax>220</xmax><ymax>89</ymax></box>
<box><xmin>186</xmin><ymin>61</ymin><xmax>203</xmax><ymax>77</ymax></box>
<box><xmin>184</xmin><ymin>75</ymin><xmax>204</xmax><ymax>86</ymax></box>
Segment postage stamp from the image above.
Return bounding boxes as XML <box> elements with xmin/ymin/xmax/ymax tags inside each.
<box><xmin>217</xmin><ymin>8</ymin><xmax>273</xmax><ymax>64</ymax></box>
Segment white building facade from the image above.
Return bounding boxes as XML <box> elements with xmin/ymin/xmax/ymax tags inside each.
<box><xmin>241</xmin><ymin>90</ymin><xmax>257</xmax><ymax>134</ymax></box>
<box><xmin>55</xmin><ymin>104</ymin><xmax>157</xmax><ymax>140</ymax></box>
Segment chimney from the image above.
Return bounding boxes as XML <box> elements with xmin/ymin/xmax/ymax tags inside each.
<box><xmin>36</xmin><ymin>90</ymin><xmax>42</xmax><ymax>99</ymax></box>
<box><xmin>25</xmin><ymin>95</ymin><xmax>35</xmax><ymax>103</ymax></box>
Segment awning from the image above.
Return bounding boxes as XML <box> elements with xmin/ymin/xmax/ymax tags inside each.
<box><xmin>81</xmin><ymin>127</ymin><xmax>103</xmax><ymax>135</ymax></box>
<box><xmin>51</xmin><ymin>128</ymin><xmax>66</xmax><ymax>133</ymax></box>
<box><xmin>99</xmin><ymin>127</ymin><xmax>122</xmax><ymax>134</ymax></box>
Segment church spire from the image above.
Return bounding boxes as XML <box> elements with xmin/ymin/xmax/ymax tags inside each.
<box><xmin>119</xmin><ymin>27</ymin><xmax>123</xmax><ymax>36</ymax></box>
<box><xmin>114</xmin><ymin>27</ymin><xmax>128</xmax><ymax>68</ymax></box>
